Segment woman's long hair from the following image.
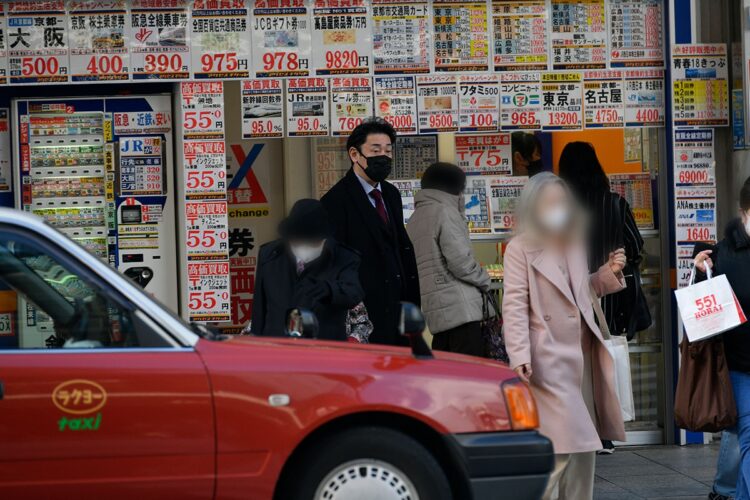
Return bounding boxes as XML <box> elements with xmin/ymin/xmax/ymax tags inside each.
<box><xmin>515</xmin><ymin>172</ymin><xmax>585</xmax><ymax>242</ymax></box>
<box><xmin>558</xmin><ymin>142</ymin><xmax>610</xmax><ymax>196</ymax></box>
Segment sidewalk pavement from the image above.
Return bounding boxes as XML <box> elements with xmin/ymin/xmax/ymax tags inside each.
<box><xmin>595</xmin><ymin>444</ymin><xmax>719</xmax><ymax>499</ymax></box>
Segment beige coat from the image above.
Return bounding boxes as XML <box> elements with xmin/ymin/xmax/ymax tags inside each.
<box><xmin>502</xmin><ymin>235</ymin><xmax>627</xmax><ymax>454</ymax></box>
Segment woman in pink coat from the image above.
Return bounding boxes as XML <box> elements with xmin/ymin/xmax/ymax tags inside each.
<box><xmin>502</xmin><ymin>172</ymin><xmax>627</xmax><ymax>500</ymax></box>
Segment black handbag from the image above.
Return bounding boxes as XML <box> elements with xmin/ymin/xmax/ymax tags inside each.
<box><xmin>481</xmin><ymin>291</ymin><xmax>509</xmax><ymax>364</ymax></box>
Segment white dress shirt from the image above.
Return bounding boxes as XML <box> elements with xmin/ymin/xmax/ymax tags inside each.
<box><xmin>355</xmin><ymin>172</ymin><xmax>382</xmax><ymax>209</ymax></box>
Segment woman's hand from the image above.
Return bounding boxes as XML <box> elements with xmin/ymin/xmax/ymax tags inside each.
<box><xmin>608</xmin><ymin>248</ymin><xmax>627</xmax><ymax>274</ymax></box>
<box><xmin>514</xmin><ymin>363</ymin><xmax>532</xmax><ymax>384</ymax></box>
<box><xmin>694</xmin><ymin>249</ymin><xmax>713</xmax><ymax>273</ymax></box>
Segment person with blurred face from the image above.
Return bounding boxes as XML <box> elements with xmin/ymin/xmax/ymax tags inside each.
<box><xmin>502</xmin><ymin>173</ymin><xmax>627</xmax><ymax>500</ymax></box>
<box><xmin>251</xmin><ymin>199</ymin><xmax>363</xmax><ymax>341</ymax></box>
<box><xmin>321</xmin><ymin>118</ymin><xmax>420</xmax><ymax>346</ymax></box>
<box><xmin>511</xmin><ymin>131</ymin><xmax>544</xmax><ymax>177</ymax></box>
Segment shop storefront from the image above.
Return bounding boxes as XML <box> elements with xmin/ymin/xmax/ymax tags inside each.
<box><xmin>0</xmin><ymin>0</ymin><xmax>744</xmax><ymax>446</ymax></box>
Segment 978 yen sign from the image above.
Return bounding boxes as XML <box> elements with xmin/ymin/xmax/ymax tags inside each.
<box><xmin>188</xmin><ymin>261</ymin><xmax>231</xmax><ymax>322</ymax></box>
<box><xmin>185</xmin><ymin>201</ymin><xmax>229</xmax><ymax>260</ymax></box>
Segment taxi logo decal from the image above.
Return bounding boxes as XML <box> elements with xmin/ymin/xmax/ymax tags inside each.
<box><xmin>52</xmin><ymin>380</ymin><xmax>107</xmax><ymax>415</ymax></box>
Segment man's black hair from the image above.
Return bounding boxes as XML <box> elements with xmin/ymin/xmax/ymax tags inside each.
<box><xmin>346</xmin><ymin>117</ymin><xmax>397</xmax><ymax>152</ymax></box>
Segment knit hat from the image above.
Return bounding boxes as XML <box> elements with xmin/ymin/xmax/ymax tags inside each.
<box><xmin>278</xmin><ymin>199</ymin><xmax>333</xmax><ymax>240</ymax></box>
<box><xmin>420</xmin><ymin>162</ymin><xmax>467</xmax><ymax>196</ymax></box>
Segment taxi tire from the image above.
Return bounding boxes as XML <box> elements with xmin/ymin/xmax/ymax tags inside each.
<box><xmin>291</xmin><ymin>426</ymin><xmax>452</xmax><ymax>500</ymax></box>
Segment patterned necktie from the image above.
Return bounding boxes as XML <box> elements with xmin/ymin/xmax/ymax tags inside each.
<box><xmin>369</xmin><ymin>189</ymin><xmax>389</xmax><ymax>225</ymax></box>
<box><xmin>296</xmin><ymin>260</ymin><xmax>305</xmax><ymax>275</ymax></box>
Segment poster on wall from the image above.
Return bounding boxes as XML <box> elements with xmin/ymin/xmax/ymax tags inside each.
<box><xmin>455</xmin><ymin>134</ymin><xmax>512</xmax><ymax>175</ymax></box>
<box><xmin>251</xmin><ymin>0</ymin><xmax>311</xmax><ymax>78</ymax></box>
<box><xmin>583</xmin><ymin>70</ymin><xmax>624</xmax><ymax>128</ymax></box>
<box><xmin>608</xmin><ymin>0</ymin><xmax>665</xmax><ymax>68</ymax></box>
<box><xmin>490</xmin><ymin>176</ymin><xmax>527</xmax><ymax>233</ymax></box>
<box><xmin>394</xmin><ymin>135</ymin><xmax>437</xmax><ymax>178</ymax></box>
<box><xmin>330</xmin><ymin>77</ymin><xmax>374</xmax><ymax>136</ymax></box>
<box><xmin>241</xmin><ymin>79</ymin><xmax>284</xmax><ymax>138</ymax></box>
<box><xmin>185</xmin><ymin>200</ymin><xmax>229</xmax><ymax>260</ymax></box>
<box><xmin>130</xmin><ymin>0</ymin><xmax>191</xmax><ymax>80</ymax></box>
<box><xmin>491</xmin><ymin>0</ymin><xmax>549</xmax><ymax>72</ymax></box>
<box><xmin>187</xmin><ymin>261</ymin><xmax>231</xmax><ymax>322</ymax></box>
<box><xmin>311</xmin><ymin>137</ymin><xmax>348</xmax><ymax>198</ymax></box>
<box><xmin>181</xmin><ymin>82</ymin><xmax>225</xmax><ymax>140</ymax></box>
<box><xmin>311</xmin><ymin>0</ymin><xmax>371</xmax><ymax>76</ymax></box>
<box><xmin>609</xmin><ymin>173</ymin><xmax>654</xmax><ymax>229</ymax></box>
<box><xmin>0</xmin><ymin>5</ymin><xmax>7</xmax><ymax>85</ymax></box>
<box><xmin>671</xmin><ymin>44</ymin><xmax>729</xmax><ymax>127</ymax></box>
<box><xmin>67</xmin><ymin>0</ymin><xmax>130</xmax><ymax>82</ymax></box>
<box><xmin>432</xmin><ymin>0</ymin><xmax>490</xmax><ymax>72</ymax></box>
<box><xmin>286</xmin><ymin>78</ymin><xmax>330</xmax><ymax>136</ymax></box>
<box><xmin>675</xmin><ymin>130</ymin><xmax>715</xmax><ymax>189</ymax></box>
<box><xmin>7</xmin><ymin>1</ymin><xmax>70</xmax><ymax>84</ymax></box>
<box><xmin>372</xmin><ymin>0</ymin><xmax>431</xmax><ymax>75</ymax></box>
<box><xmin>464</xmin><ymin>176</ymin><xmax>492</xmax><ymax>234</ymax></box>
<box><xmin>624</xmin><ymin>68</ymin><xmax>665</xmax><ymax>127</ymax></box>
<box><xmin>550</xmin><ymin>0</ymin><xmax>607</xmax><ymax>70</ymax></box>
<box><xmin>458</xmin><ymin>75</ymin><xmax>500</xmax><ymax>133</ymax></box>
<box><xmin>417</xmin><ymin>75</ymin><xmax>459</xmax><ymax>134</ymax></box>
<box><xmin>541</xmin><ymin>72</ymin><xmax>583</xmax><ymax>130</ymax></box>
<box><xmin>183</xmin><ymin>141</ymin><xmax>227</xmax><ymax>200</ymax></box>
<box><xmin>392</xmin><ymin>179</ymin><xmax>421</xmax><ymax>223</ymax></box>
<box><xmin>119</xmin><ymin>136</ymin><xmax>165</xmax><ymax>196</ymax></box>
<box><xmin>500</xmin><ymin>72</ymin><xmax>542</xmax><ymax>130</ymax></box>
<box><xmin>191</xmin><ymin>0</ymin><xmax>251</xmax><ymax>79</ymax></box>
<box><xmin>0</xmin><ymin>109</ymin><xmax>11</xmax><ymax>192</ymax></box>
<box><xmin>374</xmin><ymin>76</ymin><xmax>419</xmax><ymax>134</ymax></box>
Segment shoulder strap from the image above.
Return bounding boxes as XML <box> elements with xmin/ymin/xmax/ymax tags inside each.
<box><xmin>590</xmin><ymin>283</ymin><xmax>612</xmax><ymax>340</ymax></box>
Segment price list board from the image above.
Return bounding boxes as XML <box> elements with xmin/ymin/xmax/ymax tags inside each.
<box><xmin>550</xmin><ymin>0</ymin><xmax>607</xmax><ymax>70</ymax></box>
<box><xmin>432</xmin><ymin>0</ymin><xmax>490</xmax><ymax>72</ymax></box>
<box><xmin>583</xmin><ymin>69</ymin><xmax>624</xmax><ymax>128</ymax></box>
<box><xmin>417</xmin><ymin>75</ymin><xmax>459</xmax><ymax>133</ymax></box>
<box><xmin>311</xmin><ymin>137</ymin><xmax>348</xmax><ymax>198</ymax></box>
<box><xmin>374</xmin><ymin>76</ymin><xmax>419</xmax><ymax>134</ymax></box>
<box><xmin>500</xmin><ymin>72</ymin><xmax>542</xmax><ymax>130</ymax></box>
<box><xmin>183</xmin><ymin>140</ymin><xmax>227</xmax><ymax>200</ymax></box>
<box><xmin>624</xmin><ymin>68</ymin><xmax>665</xmax><ymax>127</ymax></box>
<box><xmin>671</xmin><ymin>44</ymin><xmax>729</xmax><ymax>128</ymax></box>
<box><xmin>464</xmin><ymin>176</ymin><xmax>492</xmax><ymax>234</ymax></box>
<box><xmin>491</xmin><ymin>0</ymin><xmax>549</xmax><ymax>72</ymax></box>
<box><xmin>251</xmin><ymin>0</ymin><xmax>311</xmax><ymax>78</ymax></box>
<box><xmin>393</xmin><ymin>135</ymin><xmax>437</xmax><ymax>178</ymax></box>
<box><xmin>187</xmin><ymin>261</ymin><xmax>231</xmax><ymax>322</ymax></box>
<box><xmin>0</xmin><ymin>5</ymin><xmax>7</xmax><ymax>85</ymax></box>
<box><xmin>608</xmin><ymin>0</ymin><xmax>664</xmax><ymax>68</ymax></box>
<box><xmin>458</xmin><ymin>75</ymin><xmax>500</xmax><ymax>133</ymax></box>
<box><xmin>372</xmin><ymin>0</ymin><xmax>431</xmax><ymax>75</ymax></box>
<box><xmin>455</xmin><ymin>133</ymin><xmax>512</xmax><ymax>175</ymax></box>
<box><xmin>129</xmin><ymin>0</ymin><xmax>191</xmax><ymax>80</ymax></box>
<box><xmin>490</xmin><ymin>176</ymin><xmax>527</xmax><ymax>233</ymax></box>
<box><xmin>286</xmin><ymin>78</ymin><xmax>330</xmax><ymax>136</ymax></box>
<box><xmin>191</xmin><ymin>0</ymin><xmax>251</xmax><ymax>79</ymax></box>
<box><xmin>541</xmin><ymin>72</ymin><xmax>583</xmax><ymax>130</ymax></box>
<box><xmin>241</xmin><ymin>79</ymin><xmax>284</xmax><ymax>138</ymax></box>
<box><xmin>330</xmin><ymin>77</ymin><xmax>374</xmax><ymax>136</ymax></box>
<box><xmin>392</xmin><ymin>179</ymin><xmax>421</xmax><ymax>223</ymax></box>
<box><xmin>68</xmin><ymin>0</ymin><xmax>130</xmax><ymax>82</ymax></box>
<box><xmin>119</xmin><ymin>136</ymin><xmax>165</xmax><ymax>196</ymax></box>
<box><xmin>609</xmin><ymin>173</ymin><xmax>654</xmax><ymax>229</ymax></box>
<box><xmin>311</xmin><ymin>0</ymin><xmax>372</xmax><ymax>76</ymax></box>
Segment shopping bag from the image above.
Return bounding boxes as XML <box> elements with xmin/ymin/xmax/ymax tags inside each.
<box><xmin>603</xmin><ymin>336</ymin><xmax>636</xmax><ymax>422</ymax></box>
<box><xmin>481</xmin><ymin>291</ymin><xmax>509</xmax><ymax>364</ymax></box>
<box><xmin>674</xmin><ymin>266</ymin><xmax>747</xmax><ymax>343</ymax></box>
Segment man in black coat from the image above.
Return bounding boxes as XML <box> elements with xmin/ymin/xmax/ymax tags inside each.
<box><xmin>251</xmin><ymin>199</ymin><xmax>364</xmax><ymax>341</ymax></box>
<box><xmin>321</xmin><ymin>119</ymin><xmax>420</xmax><ymax>346</ymax></box>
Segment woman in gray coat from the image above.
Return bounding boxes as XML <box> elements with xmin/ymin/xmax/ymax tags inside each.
<box><xmin>406</xmin><ymin>162</ymin><xmax>491</xmax><ymax>356</ymax></box>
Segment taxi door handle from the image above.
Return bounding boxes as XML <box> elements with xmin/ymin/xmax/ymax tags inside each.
<box><xmin>0</xmin><ymin>381</ymin><xmax>4</xmax><ymax>400</ymax></box>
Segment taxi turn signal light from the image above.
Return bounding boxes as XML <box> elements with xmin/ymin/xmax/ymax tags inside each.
<box><xmin>502</xmin><ymin>379</ymin><xmax>540</xmax><ymax>431</ymax></box>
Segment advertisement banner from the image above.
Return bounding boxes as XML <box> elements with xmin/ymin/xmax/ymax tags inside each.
<box><xmin>251</xmin><ymin>0</ymin><xmax>311</xmax><ymax>78</ymax></box>
<box><xmin>8</xmin><ymin>1</ymin><xmax>70</xmax><ymax>84</ymax></box>
<box><xmin>674</xmin><ymin>129</ymin><xmax>715</xmax><ymax>188</ymax></box>
<box><xmin>374</xmin><ymin>76</ymin><xmax>418</xmax><ymax>134</ymax></box>
<box><xmin>372</xmin><ymin>0</ymin><xmax>431</xmax><ymax>74</ymax></box>
<box><xmin>392</xmin><ymin>179</ymin><xmax>421</xmax><ymax>223</ymax></box>
<box><xmin>191</xmin><ymin>0</ymin><xmax>251</xmax><ymax>79</ymax></box>
<box><xmin>609</xmin><ymin>173</ymin><xmax>654</xmax><ymax>229</ymax></box>
<box><xmin>394</xmin><ymin>135</ymin><xmax>437</xmax><ymax>178</ymax></box>
<box><xmin>312</xmin><ymin>137</ymin><xmax>348</xmax><ymax>198</ymax></box>
<box><xmin>624</xmin><ymin>68</ymin><xmax>665</xmax><ymax>127</ymax></box>
<box><xmin>119</xmin><ymin>136</ymin><xmax>164</xmax><ymax>196</ymax></box>
<box><xmin>330</xmin><ymin>76</ymin><xmax>374</xmax><ymax>136</ymax></box>
<box><xmin>500</xmin><ymin>72</ymin><xmax>542</xmax><ymax>130</ymax></box>
<box><xmin>130</xmin><ymin>0</ymin><xmax>191</xmax><ymax>80</ymax></box>
<box><xmin>490</xmin><ymin>176</ymin><xmax>527</xmax><ymax>232</ymax></box>
<box><xmin>458</xmin><ymin>74</ymin><xmax>500</xmax><ymax>133</ymax></box>
<box><xmin>286</xmin><ymin>77</ymin><xmax>330</xmax><ymax>136</ymax></box>
<box><xmin>311</xmin><ymin>0</ymin><xmax>371</xmax><ymax>76</ymax></box>
<box><xmin>671</xmin><ymin>44</ymin><xmax>729</xmax><ymax>127</ymax></box>
<box><xmin>464</xmin><ymin>176</ymin><xmax>492</xmax><ymax>234</ymax></box>
<box><xmin>432</xmin><ymin>0</ymin><xmax>490</xmax><ymax>72</ymax></box>
<box><xmin>181</xmin><ymin>81</ymin><xmax>225</xmax><ymax>140</ymax></box>
<box><xmin>583</xmin><ymin>69</ymin><xmax>624</xmax><ymax>128</ymax></box>
<box><xmin>541</xmin><ymin>72</ymin><xmax>583</xmax><ymax>130</ymax></box>
<box><xmin>455</xmin><ymin>134</ymin><xmax>512</xmax><ymax>175</ymax></box>
<box><xmin>608</xmin><ymin>0</ymin><xmax>664</xmax><ymax>68</ymax></box>
<box><xmin>185</xmin><ymin>200</ymin><xmax>229</xmax><ymax>260</ymax></box>
<box><xmin>0</xmin><ymin>5</ymin><xmax>7</xmax><ymax>85</ymax></box>
<box><xmin>0</xmin><ymin>109</ymin><xmax>11</xmax><ymax>192</ymax></box>
<box><xmin>187</xmin><ymin>261</ymin><xmax>231</xmax><ymax>322</ymax></box>
<box><xmin>491</xmin><ymin>0</ymin><xmax>549</xmax><ymax>72</ymax></box>
<box><xmin>67</xmin><ymin>0</ymin><xmax>129</xmax><ymax>82</ymax></box>
<box><xmin>183</xmin><ymin>140</ymin><xmax>227</xmax><ymax>200</ymax></box>
<box><xmin>550</xmin><ymin>0</ymin><xmax>607</xmax><ymax>70</ymax></box>
<box><xmin>417</xmin><ymin>75</ymin><xmax>459</xmax><ymax>133</ymax></box>
<box><xmin>241</xmin><ymin>79</ymin><xmax>284</xmax><ymax>138</ymax></box>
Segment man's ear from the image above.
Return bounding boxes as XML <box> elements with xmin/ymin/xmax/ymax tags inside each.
<box><xmin>349</xmin><ymin>146</ymin><xmax>360</xmax><ymax>165</ymax></box>
<box><xmin>513</xmin><ymin>151</ymin><xmax>525</xmax><ymax>165</ymax></box>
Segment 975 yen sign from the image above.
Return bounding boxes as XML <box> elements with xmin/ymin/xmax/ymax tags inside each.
<box><xmin>183</xmin><ymin>141</ymin><xmax>227</xmax><ymax>199</ymax></box>
<box><xmin>188</xmin><ymin>261</ymin><xmax>231</xmax><ymax>322</ymax></box>
<box><xmin>185</xmin><ymin>201</ymin><xmax>229</xmax><ymax>260</ymax></box>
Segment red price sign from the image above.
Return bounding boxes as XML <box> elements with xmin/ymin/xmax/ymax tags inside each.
<box><xmin>187</xmin><ymin>229</ymin><xmax>228</xmax><ymax>250</ymax></box>
<box><xmin>186</xmin><ymin>170</ymin><xmax>226</xmax><ymax>191</ymax></box>
<box><xmin>429</xmin><ymin>114</ymin><xmax>454</xmax><ymax>129</ymax></box>
<box><xmin>337</xmin><ymin>117</ymin><xmax>363</xmax><ymax>132</ymax></box>
<box><xmin>262</xmin><ymin>52</ymin><xmax>300</xmax><ymax>72</ymax></box>
<box><xmin>510</xmin><ymin>111</ymin><xmax>538</xmax><ymax>127</ymax></box>
<box><xmin>325</xmin><ymin>50</ymin><xmax>360</xmax><ymax>70</ymax></box>
<box><xmin>594</xmin><ymin>108</ymin><xmax>620</xmax><ymax>124</ymax></box>
<box><xmin>145</xmin><ymin>53</ymin><xmax>183</xmax><ymax>74</ymax></box>
<box><xmin>297</xmin><ymin>117</ymin><xmax>322</xmax><ymax>132</ymax></box>
<box><xmin>636</xmin><ymin>108</ymin><xmax>661</xmax><ymax>124</ymax></box>
<box><xmin>685</xmin><ymin>227</ymin><xmax>711</xmax><ymax>242</ymax></box>
<box><xmin>385</xmin><ymin>115</ymin><xmax>413</xmax><ymax>130</ymax></box>
<box><xmin>678</xmin><ymin>170</ymin><xmax>711</xmax><ymax>184</ymax></box>
<box><xmin>548</xmin><ymin>112</ymin><xmax>579</xmax><ymax>127</ymax></box>
<box><xmin>467</xmin><ymin>113</ymin><xmax>494</xmax><ymax>128</ymax></box>
<box><xmin>184</xmin><ymin>110</ymin><xmax>221</xmax><ymax>131</ymax></box>
<box><xmin>188</xmin><ymin>290</ymin><xmax>229</xmax><ymax>312</ymax></box>
<box><xmin>251</xmin><ymin>120</ymin><xmax>277</xmax><ymax>135</ymax></box>
<box><xmin>200</xmin><ymin>52</ymin><xmax>239</xmax><ymax>74</ymax></box>
<box><xmin>86</xmin><ymin>55</ymin><xmax>125</xmax><ymax>76</ymax></box>
<box><xmin>20</xmin><ymin>57</ymin><xmax>61</xmax><ymax>78</ymax></box>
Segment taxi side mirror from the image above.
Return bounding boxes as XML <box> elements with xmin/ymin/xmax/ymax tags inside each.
<box><xmin>400</xmin><ymin>302</ymin><xmax>433</xmax><ymax>359</ymax></box>
<box><xmin>286</xmin><ymin>308</ymin><xmax>319</xmax><ymax>339</ymax></box>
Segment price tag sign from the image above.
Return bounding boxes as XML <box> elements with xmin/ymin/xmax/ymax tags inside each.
<box><xmin>490</xmin><ymin>176</ymin><xmax>527</xmax><ymax>233</ymax></box>
<box><xmin>583</xmin><ymin>70</ymin><xmax>624</xmax><ymax>128</ymax></box>
<box><xmin>372</xmin><ymin>0</ymin><xmax>431</xmax><ymax>75</ymax></box>
<box><xmin>119</xmin><ymin>137</ymin><xmax>165</xmax><ymax>196</ymax></box>
<box><xmin>7</xmin><ymin>1</ymin><xmax>70</xmax><ymax>84</ymax></box>
<box><xmin>181</xmin><ymin>82</ymin><xmax>225</xmax><ymax>140</ymax></box>
<box><xmin>432</xmin><ymin>0</ymin><xmax>490</xmax><ymax>72</ymax></box>
<box><xmin>675</xmin><ymin>199</ymin><xmax>716</xmax><ymax>243</ymax></box>
<box><xmin>187</xmin><ymin>261</ymin><xmax>231</xmax><ymax>322</ymax></box>
<box><xmin>374</xmin><ymin>76</ymin><xmax>418</xmax><ymax>134</ymax></box>
<box><xmin>550</xmin><ymin>0</ymin><xmax>607</xmax><ymax>70</ymax></box>
<box><xmin>541</xmin><ymin>72</ymin><xmax>583</xmax><ymax>131</ymax></box>
<box><xmin>185</xmin><ymin>201</ymin><xmax>229</xmax><ymax>260</ymax></box>
<box><xmin>241</xmin><ymin>79</ymin><xmax>284</xmax><ymax>138</ymax></box>
<box><xmin>251</xmin><ymin>0</ymin><xmax>311</xmax><ymax>78</ymax></box>
<box><xmin>191</xmin><ymin>0</ymin><xmax>251</xmax><ymax>79</ymax></box>
<box><xmin>609</xmin><ymin>0</ymin><xmax>664</xmax><ymax>68</ymax></box>
<box><xmin>183</xmin><ymin>141</ymin><xmax>227</xmax><ymax>199</ymax></box>
<box><xmin>672</xmin><ymin>44</ymin><xmax>729</xmax><ymax>127</ymax></box>
<box><xmin>455</xmin><ymin>134</ymin><xmax>512</xmax><ymax>175</ymax></box>
<box><xmin>624</xmin><ymin>69</ymin><xmax>665</xmax><ymax>127</ymax></box>
<box><xmin>464</xmin><ymin>177</ymin><xmax>492</xmax><ymax>234</ymax></box>
<box><xmin>331</xmin><ymin>77</ymin><xmax>373</xmax><ymax>136</ymax></box>
<box><xmin>459</xmin><ymin>75</ymin><xmax>500</xmax><ymax>133</ymax></box>
<box><xmin>130</xmin><ymin>0</ymin><xmax>191</xmax><ymax>80</ymax></box>
<box><xmin>417</xmin><ymin>75</ymin><xmax>459</xmax><ymax>133</ymax></box>
<box><xmin>500</xmin><ymin>72</ymin><xmax>542</xmax><ymax>130</ymax></box>
<box><xmin>68</xmin><ymin>0</ymin><xmax>130</xmax><ymax>82</ymax></box>
<box><xmin>0</xmin><ymin>6</ymin><xmax>7</xmax><ymax>85</ymax></box>
<box><xmin>491</xmin><ymin>0</ymin><xmax>549</xmax><ymax>72</ymax></box>
<box><xmin>286</xmin><ymin>78</ymin><xmax>330</xmax><ymax>136</ymax></box>
<box><xmin>311</xmin><ymin>0</ymin><xmax>372</xmax><ymax>76</ymax></box>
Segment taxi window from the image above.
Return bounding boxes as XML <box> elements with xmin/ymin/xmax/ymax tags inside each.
<box><xmin>0</xmin><ymin>232</ymin><xmax>166</xmax><ymax>350</ymax></box>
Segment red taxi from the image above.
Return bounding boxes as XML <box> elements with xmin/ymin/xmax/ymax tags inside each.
<box><xmin>0</xmin><ymin>210</ymin><xmax>552</xmax><ymax>499</ymax></box>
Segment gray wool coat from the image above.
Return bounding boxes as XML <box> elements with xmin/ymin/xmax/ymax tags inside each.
<box><xmin>406</xmin><ymin>189</ymin><xmax>491</xmax><ymax>334</ymax></box>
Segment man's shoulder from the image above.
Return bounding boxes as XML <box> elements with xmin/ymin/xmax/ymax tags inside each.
<box><xmin>259</xmin><ymin>239</ymin><xmax>285</xmax><ymax>261</ymax></box>
<box><xmin>321</xmin><ymin>172</ymin><xmax>353</xmax><ymax>202</ymax></box>
<box><xmin>331</xmin><ymin>240</ymin><xmax>361</xmax><ymax>261</ymax></box>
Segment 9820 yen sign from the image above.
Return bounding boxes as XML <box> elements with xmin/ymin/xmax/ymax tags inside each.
<box><xmin>311</xmin><ymin>0</ymin><xmax>372</xmax><ymax>76</ymax></box>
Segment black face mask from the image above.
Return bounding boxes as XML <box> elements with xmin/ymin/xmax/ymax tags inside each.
<box><xmin>358</xmin><ymin>152</ymin><xmax>393</xmax><ymax>183</ymax></box>
<box><xmin>527</xmin><ymin>159</ymin><xmax>544</xmax><ymax>177</ymax></box>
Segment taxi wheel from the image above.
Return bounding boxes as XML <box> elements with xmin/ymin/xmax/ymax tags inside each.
<box><xmin>291</xmin><ymin>426</ymin><xmax>451</xmax><ymax>500</ymax></box>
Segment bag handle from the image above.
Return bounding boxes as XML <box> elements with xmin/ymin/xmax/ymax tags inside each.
<box><xmin>688</xmin><ymin>262</ymin><xmax>713</xmax><ymax>286</ymax></box>
<box><xmin>590</xmin><ymin>283</ymin><xmax>612</xmax><ymax>340</ymax></box>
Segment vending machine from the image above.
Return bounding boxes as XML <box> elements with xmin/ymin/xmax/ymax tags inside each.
<box><xmin>12</xmin><ymin>96</ymin><xmax>178</xmax><ymax>347</ymax></box>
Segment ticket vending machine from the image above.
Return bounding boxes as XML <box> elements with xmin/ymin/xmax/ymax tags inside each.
<box><xmin>11</xmin><ymin>96</ymin><xmax>178</xmax><ymax>347</ymax></box>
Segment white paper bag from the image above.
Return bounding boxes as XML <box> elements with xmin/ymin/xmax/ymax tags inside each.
<box><xmin>675</xmin><ymin>266</ymin><xmax>747</xmax><ymax>343</ymax></box>
<box><xmin>604</xmin><ymin>336</ymin><xmax>635</xmax><ymax>422</ymax></box>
